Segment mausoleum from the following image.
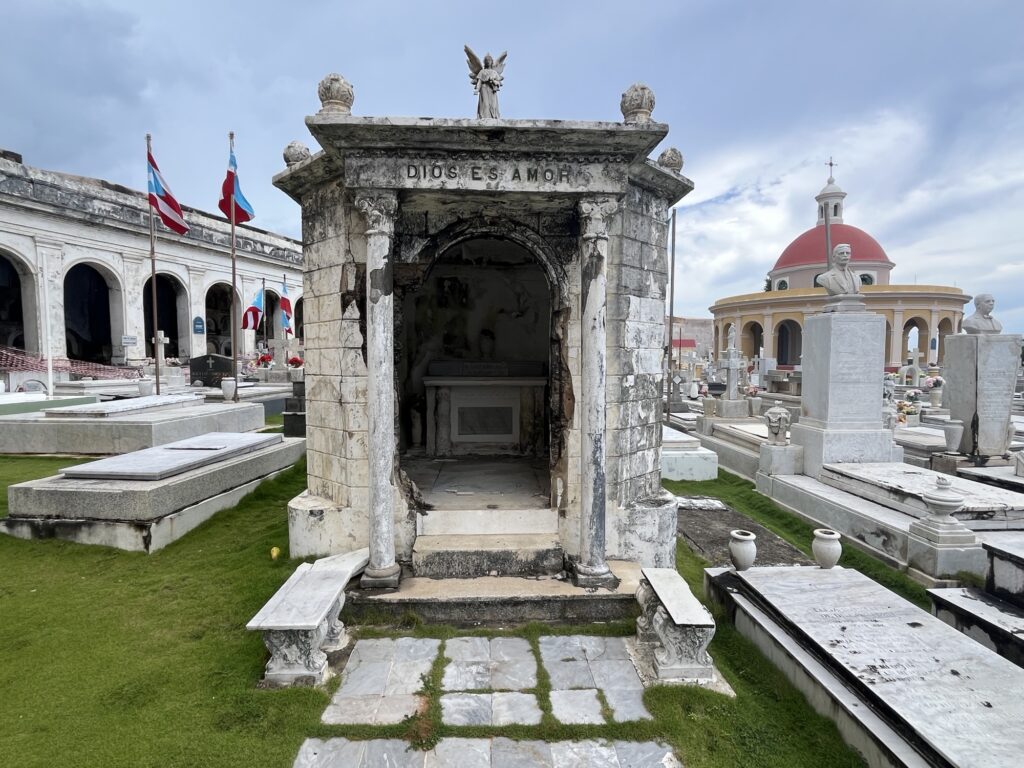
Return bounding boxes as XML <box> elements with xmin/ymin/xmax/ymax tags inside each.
<box><xmin>275</xmin><ymin>75</ymin><xmax>692</xmax><ymax>588</ymax></box>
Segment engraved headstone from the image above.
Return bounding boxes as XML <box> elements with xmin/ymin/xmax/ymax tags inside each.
<box><xmin>196</xmin><ymin>353</ymin><xmax>233</xmax><ymax>388</ymax></box>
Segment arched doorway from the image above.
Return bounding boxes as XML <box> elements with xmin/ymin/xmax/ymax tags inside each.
<box><xmin>937</xmin><ymin>318</ymin><xmax>954</xmax><ymax>364</ymax></box>
<box><xmin>776</xmin><ymin>319</ymin><xmax>802</xmax><ymax>366</ymax></box>
<box><xmin>294</xmin><ymin>297</ymin><xmax>304</xmax><ymax>344</ymax></box>
<box><xmin>902</xmin><ymin>317</ymin><xmax>928</xmax><ymax>365</ymax></box>
<box><xmin>143</xmin><ymin>274</ymin><xmax>189</xmax><ymax>359</ymax></box>
<box><xmin>204</xmin><ymin>283</ymin><xmax>238</xmax><ymax>356</ymax></box>
<box><xmin>260</xmin><ymin>290</ymin><xmax>280</xmax><ymax>350</ymax></box>
<box><xmin>0</xmin><ymin>251</ymin><xmax>29</xmax><ymax>350</ymax></box>
<box><xmin>740</xmin><ymin>321</ymin><xmax>763</xmax><ymax>359</ymax></box>
<box><xmin>64</xmin><ymin>263</ymin><xmax>122</xmax><ymax>364</ymax></box>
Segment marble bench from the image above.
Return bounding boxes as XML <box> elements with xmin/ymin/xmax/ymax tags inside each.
<box><xmin>246</xmin><ymin>548</ymin><xmax>368</xmax><ymax>687</ymax></box>
<box><xmin>636</xmin><ymin>566</ymin><xmax>715</xmax><ymax>681</ymax></box>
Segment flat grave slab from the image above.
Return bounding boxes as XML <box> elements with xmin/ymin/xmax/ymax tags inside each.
<box><xmin>737</xmin><ymin>565</ymin><xmax>1024</xmax><ymax>768</ymax></box>
<box><xmin>661</xmin><ymin>426</ymin><xmax>700</xmax><ymax>449</ymax></box>
<box><xmin>959</xmin><ymin>465</ymin><xmax>1024</xmax><ymax>494</ymax></box>
<box><xmin>61</xmin><ymin>432</ymin><xmax>280</xmax><ymax>480</ymax></box>
<box><xmin>821</xmin><ymin>462</ymin><xmax>1024</xmax><ymax>528</ymax></box>
<box><xmin>42</xmin><ymin>393</ymin><xmax>204</xmax><ymax>418</ymax></box>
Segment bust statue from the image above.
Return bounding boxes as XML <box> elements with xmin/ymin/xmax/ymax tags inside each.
<box><xmin>763</xmin><ymin>401</ymin><xmax>791</xmax><ymax>445</ymax></box>
<box><xmin>817</xmin><ymin>244</ymin><xmax>860</xmax><ymax>296</ymax></box>
<box><xmin>962</xmin><ymin>293</ymin><xmax>1002</xmax><ymax>335</ymax></box>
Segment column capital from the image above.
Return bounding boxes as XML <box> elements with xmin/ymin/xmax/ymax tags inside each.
<box><xmin>354</xmin><ymin>190</ymin><xmax>398</xmax><ymax>236</ymax></box>
<box><xmin>578</xmin><ymin>197</ymin><xmax>620</xmax><ymax>241</ymax></box>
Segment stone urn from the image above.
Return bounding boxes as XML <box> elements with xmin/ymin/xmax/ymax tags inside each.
<box><xmin>812</xmin><ymin>529</ymin><xmax>842</xmax><ymax>569</ymax></box>
<box><xmin>928</xmin><ymin>387</ymin><xmax>943</xmax><ymax>407</ymax></box>
<box><xmin>703</xmin><ymin>398</ymin><xmax>718</xmax><ymax>418</ymax></box>
<box><xmin>922</xmin><ymin>475</ymin><xmax>964</xmax><ymax>524</ymax></box>
<box><xmin>220</xmin><ymin>378</ymin><xmax>237</xmax><ymax>400</ymax></box>
<box><xmin>138</xmin><ymin>379</ymin><xmax>155</xmax><ymax>396</ymax></box>
<box><xmin>728</xmin><ymin>530</ymin><xmax>757</xmax><ymax>571</ymax></box>
<box><xmin>942</xmin><ymin>419</ymin><xmax>964</xmax><ymax>453</ymax></box>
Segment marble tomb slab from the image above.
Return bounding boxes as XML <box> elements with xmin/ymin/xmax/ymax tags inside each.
<box><xmin>61</xmin><ymin>433</ymin><xmax>281</xmax><ymax>480</ymax></box>
<box><xmin>42</xmin><ymin>393</ymin><xmax>204</xmax><ymax>418</ymax></box>
<box><xmin>736</xmin><ymin>566</ymin><xmax>1024</xmax><ymax>768</ymax></box>
<box><xmin>821</xmin><ymin>462</ymin><xmax>1024</xmax><ymax>527</ymax></box>
<box><xmin>958</xmin><ymin>465</ymin><xmax>1024</xmax><ymax>494</ymax></box>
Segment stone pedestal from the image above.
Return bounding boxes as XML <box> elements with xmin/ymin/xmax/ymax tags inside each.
<box><xmin>907</xmin><ymin>518</ymin><xmax>987</xmax><ymax>580</ymax></box>
<box><xmin>758</xmin><ymin>443</ymin><xmax>803</xmax><ymax>476</ymax></box>
<box><xmin>944</xmin><ymin>334</ymin><xmax>1023</xmax><ymax>456</ymax></box>
<box><xmin>716</xmin><ymin>399</ymin><xmax>748</xmax><ymax>419</ymax></box>
<box><xmin>790</xmin><ymin>311</ymin><xmax>900</xmax><ymax>477</ymax></box>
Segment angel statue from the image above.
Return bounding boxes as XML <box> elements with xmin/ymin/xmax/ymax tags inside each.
<box><xmin>465</xmin><ymin>45</ymin><xmax>507</xmax><ymax>119</ymax></box>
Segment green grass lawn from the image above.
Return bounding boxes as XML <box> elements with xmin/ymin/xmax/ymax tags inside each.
<box><xmin>1</xmin><ymin>456</ymin><xmax>865</xmax><ymax>767</ymax></box>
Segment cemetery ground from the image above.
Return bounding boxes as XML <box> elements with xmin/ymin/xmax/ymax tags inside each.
<box><xmin>1</xmin><ymin>456</ymin><xmax>870</xmax><ymax>768</ymax></box>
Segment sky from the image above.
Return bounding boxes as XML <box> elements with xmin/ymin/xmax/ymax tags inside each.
<box><xmin>2</xmin><ymin>0</ymin><xmax>1022</xmax><ymax>331</ymax></box>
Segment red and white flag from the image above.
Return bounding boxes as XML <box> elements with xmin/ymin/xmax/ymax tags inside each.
<box><xmin>147</xmin><ymin>151</ymin><xmax>189</xmax><ymax>235</ymax></box>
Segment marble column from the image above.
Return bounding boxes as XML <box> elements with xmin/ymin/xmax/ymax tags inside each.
<box><xmin>890</xmin><ymin>309</ymin><xmax>904</xmax><ymax>368</ymax></box>
<box><xmin>762</xmin><ymin>313</ymin><xmax>775</xmax><ymax>359</ymax></box>
<box><xmin>355</xmin><ymin>191</ymin><xmax>401</xmax><ymax>589</ymax></box>
<box><xmin>929</xmin><ymin>308</ymin><xmax>940</xmax><ymax>365</ymax></box>
<box><xmin>574</xmin><ymin>197</ymin><xmax>619</xmax><ymax>588</ymax></box>
<box><xmin>34</xmin><ymin>240</ymin><xmax>67</xmax><ymax>361</ymax></box>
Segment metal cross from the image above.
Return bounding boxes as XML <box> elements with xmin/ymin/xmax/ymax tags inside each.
<box><xmin>826</xmin><ymin>156</ymin><xmax>838</xmax><ymax>177</ymax></box>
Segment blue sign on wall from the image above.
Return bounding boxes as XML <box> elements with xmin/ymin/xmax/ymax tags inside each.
<box><xmin>193</xmin><ymin>316</ymin><xmax>205</xmax><ymax>335</ymax></box>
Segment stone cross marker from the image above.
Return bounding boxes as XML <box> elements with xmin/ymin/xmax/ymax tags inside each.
<box><xmin>718</xmin><ymin>343</ymin><xmax>743</xmax><ymax>401</ymax></box>
<box><xmin>152</xmin><ymin>330</ymin><xmax>168</xmax><ymax>367</ymax></box>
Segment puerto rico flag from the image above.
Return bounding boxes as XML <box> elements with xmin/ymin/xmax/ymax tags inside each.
<box><xmin>218</xmin><ymin>149</ymin><xmax>255</xmax><ymax>224</ymax></box>
<box><xmin>280</xmin><ymin>281</ymin><xmax>293</xmax><ymax>336</ymax></box>
<box><xmin>147</xmin><ymin>151</ymin><xmax>190</xmax><ymax>235</ymax></box>
<box><xmin>242</xmin><ymin>288</ymin><xmax>264</xmax><ymax>330</ymax></box>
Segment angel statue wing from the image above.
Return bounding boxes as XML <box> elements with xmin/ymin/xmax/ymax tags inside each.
<box><xmin>493</xmin><ymin>51</ymin><xmax>508</xmax><ymax>74</ymax></box>
<box><xmin>465</xmin><ymin>45</ymin><xmax>483</xmax><ymax>83</ymax></box>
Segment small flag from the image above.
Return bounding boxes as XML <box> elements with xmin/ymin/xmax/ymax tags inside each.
<box><xmin>218</xmin><ymin>149</ymin><xmax>255</xmax><ymax>224</ymax></box>
<box><xmin>147</xmin><ymin>151</ymin><xmax>190</xmax><ymax>235</ymax></box>
<box><xmin>242</xmin><ymin>288</ymin><xmax>264</xmax><ymax>330</ymax></box>
<box><xmin>280</xmin><ymin>280</ymin><xmax>293</xmax><ymax>319</ymax></box>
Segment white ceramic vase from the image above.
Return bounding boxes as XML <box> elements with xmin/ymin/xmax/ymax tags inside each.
<box><xmin>942</xmin><ymin>420</ymin><xmax>964</xmax><ymax>453</ymax></box>
<box><xmin>220</xmin><ymin>378</ymin><xmax>237</xmax><ymax>400</ymax></box>
<box><xmin>729</xmin><ymin>529</ymin><xmax>757</xmax><ymax>571</ymax></box>
<box><xmin>812</xmin><ymin>529</ymin><xmax>842</xmax><ymax>569</ymax></box>
<box><xmin>929</xmin><ymin>388</ymin><xmax>943</xmax><ymax>407</ymax></box>
<box><xmin>137</xmin><ymin>379</ymin><xmax>155</xmax><ymax>396</ymax></box>
<box><xmin>749</xmin><ymin>396</ymin><xmax>763</xmax><ymax>417</ymax></box>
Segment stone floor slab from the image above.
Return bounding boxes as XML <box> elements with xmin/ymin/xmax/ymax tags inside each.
<box><xmin>375</xmin><ymin>694</ymin><xmax>422</xmax><ymax>724</ymax></box>
<box><xmin>386</xmin><ymin>660</ymin><xmax>434</xmax><ymax>695</ymax></box>
<box><xmin>604</xmin><ymin>689</ymin><xmax>652</xmax><ymax>722</ymax></box>
<box><xmin>350</xmin><ymin>637</ymin><xmax>396</xmax><ymax>662</ymax></box>
<box><xmin>489</xmin><ymin>659</ymin><xmax>537</xmax><ymax>690</ymax></box>
<box><xmin>447</xmin><ymin>636</ymin><xmax>491</xmax><ymax>661</ymax></box>
<box><xmin>549</xmin><ymin>740</ymin><xmax>619</xmax><ymax>768</ymax></box>
<box><xmin>491</xmin><ymin>692</ymin><xmax>542</xmax><ymax>726</ymax></box>
<box><xmin>549</xmin><ymin>689</ymin><xmax>604</xmax><ymax>724</ymax></box>
<box><xmin>395</xmin><ymin>637</ymin><xmax>441</xmax><ymax>662</ymax></box>
<box><xmin>545</xmin><ymin>659</ymin><xmax>595</xmax><ymax>690</ymax></box>
<box><xmin>362</xmin><ymin>739</ymin><xmax>426</xmax><ymax>767</ymax></box>
<box><xmin>490</xmin><ymin>637</ymin><xmax>533</xmax><ymax>661</ymax></box>
<box><xmin>337</xmin><ymin>660</ymin><xmax>390</xmax><ymax>697</ymax></box>
<box><xmin>582</xmin><ymin>636</ymin><xmax>631</xmax><ymax>661</ymax></box>
<box><xmin>491</xmin><ymin>738</ymin><xmax>553</xmax><ymax>767</ymax></box>
<box><xmin>589</xmin><ymin>659</ymin><xmax>644</xmax><ymax>690</ymax></box>
<box><xmin>442</xmin><ymin>660</ymin><xmax>491</xmax><ymax>691</ymax></box>
<box><xmin>614</xmin><ymin>740</ymin><xmax>683</xmax><ymax>768</ymax></box>
<box><xmin>294</xmin><ymin>737</ymin><xmax>366</xmax><ymax>767</ymax></box>
<box><xmin>440</xmin><ymin>693</ymin><xmax>492</xmax><ymax>726</ymax></box>
<box><xmin>424</xmin><ymin>738</ymin><xmax>491</xmax><ymax>768</ymax></box>
<box><xmin>538</xmin><ymin>635</ymin><xmax>586</xmax><ymax>662</ymax></box>
<box><xmin>321</xmin><ymin>694</ymin><xmax>379</xmax><ymax>725</ymax></box>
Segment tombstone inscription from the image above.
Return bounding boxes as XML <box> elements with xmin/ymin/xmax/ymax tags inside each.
<box><xmin>196</xmin><ymin>353</ymin><xmax>233</xmax><ymax>387</ymax></box>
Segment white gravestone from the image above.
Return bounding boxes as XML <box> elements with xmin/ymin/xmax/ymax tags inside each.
<box><xmin>944</xmin><ymin>334</ymin><xmax>1022</xmax><ymax>456</ymax></box>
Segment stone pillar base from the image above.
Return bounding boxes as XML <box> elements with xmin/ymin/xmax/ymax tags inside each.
<box><xmin>790</xmin><ymin>422</ymin><xmax>902</xmax><ymax>477</ymax></box>
<box><xmin>361</xmin><ymin>562</ymin><xmax>401</xmax><ymax>590</ymax></box>
<box><xmin>572</xmin><ymin>561</ymin><xmax>619</xmax><ymax>589</ymax></box>
<box><xmin>716</xmin><ymin>399</ymin><xmax>748</xmax><ymax>419</ymax></box>
<box><xmin>907</xmin><ymin>518</ymin><xmax>987</xmax><ymax>579</ymax></box>
<box><xmin>758</xmin><ymin>443</ymin><xmax>803</xmax><ymax>476</ymax></box>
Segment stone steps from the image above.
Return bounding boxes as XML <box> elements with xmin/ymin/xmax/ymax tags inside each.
<box><xmin>928</xmin><ymin>587</ymin><xmax>1024</xmax><ymax>670</ymax></box>
<box><xmin>412</xmin><ymin>533</ymin><xmax>563</xmax><ymax>579</ymax></box>
<box><xmin>418</xmin><ymin>507</ymin><xmax>558</xmax><ymax>536</ymax></box>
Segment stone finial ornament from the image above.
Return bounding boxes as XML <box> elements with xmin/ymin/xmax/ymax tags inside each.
<box><xmin>922</xmin><ymin>475</ymin><xmax>965</xmax><ymax>525</ymax></box>
<box><xmin>464</xmin><ymin>46</ymin><xmax>507</xmax><ymax>119</ymax></box>
<box><xmin>962</xmin><ymin>293</ymin><xmax>1002</xmax><ymax>334</ymax></box>
<box><xmin>318</xmin><ymin>73</ymin><xmax>354</xmax><ymax>115</ymax></box>
<box><xmin>657</xmin><ymin>147</ymin><xmax>684</xmax><ymax>173</ymax></box>
<box><xmin>763</xmin><ymin>401</ymin><xmax>791</xmax><ymax>445</ymax></box>
<box><xmin>620</xmin><ymin>83</ymin><xmax>655</xmax><ymax>124</ymax></box>
<box><xmin>283</xmin><ymin>141</ymin><xmax>311</xmax><ymax>168</ymax></box>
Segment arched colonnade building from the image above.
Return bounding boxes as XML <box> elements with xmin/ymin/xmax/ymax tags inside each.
<box><xmin>0</xmin><ymin>149</ymin><xmax>303</xmax><ymax>367</ymax></box>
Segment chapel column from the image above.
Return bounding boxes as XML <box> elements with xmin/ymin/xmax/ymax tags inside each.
<box><xmin>34</xmin><ymin>239</ymin><xmax>67</xmax><ymax>362</ymax></box>
<box><xmin>355</xmin><ymin>191</ymin><xmax>401</xmax><ymax>589</ymax></box>
<box><xmin>574</xmin><ymin>197</ymin><xmax>619</xmax><ymax>588</ymax></box>
<box><xmin>890</xmin><ymin>309</ymin><xmax>904</xmax><ymax>368</ymax></box>
<box><xmin>928</xmin><ymin>308</ymin><xmax>939</xmax><ymax>365</ymax></box>
<box><xmin>762</xmin><ymin>312</ymin><xmax>775</xmax><ymax>359</ymax></box>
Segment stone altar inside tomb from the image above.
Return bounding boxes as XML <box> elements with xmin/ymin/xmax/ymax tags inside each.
<box><xmin>275</xmin><ymin>75</ymin><xmax>693</xmax><ymax>586</ymax></box>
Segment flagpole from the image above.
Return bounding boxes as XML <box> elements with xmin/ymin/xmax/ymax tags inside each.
<box><xmin>228</xmin><ymin>132</ymin><xmax>239</xmax><ymax>402</ymax></box>
<box><xmin>282</xmin><ymin>271</ymin><xmax>289</xmax><ymax>363</ymax></box>
<box><xmin>261</xmin><ymin>276</ymin><xmax>267</xmax><ymax>354</ymax></box>
<box><xmin>146</xmin><ymin>133</ymin><xmax>161</xmax><ymax>396</ymax></box>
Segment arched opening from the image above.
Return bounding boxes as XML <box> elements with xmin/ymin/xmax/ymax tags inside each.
<box><xmin>204</xmin><ymin>283</ymin><xmax>239</xmax><ymax>356</ymax></box>
<box><xmin>902</xmin><ymin>317</ymin><xmax>929</xmax><ymax>365</ymax></box>
<box><xmin>885</xmin><ymin>321</ymin><xmax>893</xmax><ymax>367</ymax></box>
<box><xmin>713</xmin><ymin>324</ymin><xmax>721</xmax><ymax>361</ymax></box>
<box><xmin>860</xmin><ymin>273</ymin><xmax>874</xmax><ymax>286</ymax></box>
<box><xmin>143</xmin><ymin>273</ymin><xmax>189</xmax><ymax>359</ymax></box>
<box><xmin>937</xmin><ymin>317</ymin><xmax>954</xmax><ymax>364</ymax></box>
<box><xmin>740</xmin><ymin>321</ymin><xmax>763</xmax><ymax>360</ymax></box>
<box><xmin>0</xmin><ymin>251</ymin><xmax>30</xmax><ymax>350</ymax></box>
<box><xmin>399</xmin><ymin>235</ymin><xmax>556</xmax><ymax>511</ymax></box>
<box><xmin>259</xmin><ymin>289</ymin><xmax>280</xmax><ymax>350</ymax></box>
<box><xmin>294</xmin><ymin>297</ymin><xmax>305</xmax><ymax>344</ymax></box>
<box><xmin>776</xmin><ymin>319</ymin><xmax>803</xmax><ymax>366</ymax></box>
<box><xmin>64</xmin><ymin>262</ymin><xmax>122</xmax><ymax>364</ymax></box>
<box><xmin>722</xmin><ymin>322</ymin><xmax>735</xmax><ymax>352</ymax></box>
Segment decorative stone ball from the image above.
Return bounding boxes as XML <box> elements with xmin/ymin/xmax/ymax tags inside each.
<box><xmin>657</xmin><ymin>147</ymin><xmax>684</xmax><ymax>173</ymax></box>
<box><xmin>620</xmin><ymin>83</ymin><xmax>655</xmax><ymax>124</ymax></box>
<box><xmin>318</xmin><ymin>73</ymin><xmax>354</xmax><ymax>115</ymax></box>
<box><xmin>283</xmin><ymin>141</ymin><xmax>311</xmax><ymax>168</ymax></box>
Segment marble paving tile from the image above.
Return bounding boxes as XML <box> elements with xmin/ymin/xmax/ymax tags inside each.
<box><xmin>293</xmin><ymin>737</ymin><xmax>366</xmax><ymax>767</ymax></box>
<box><xmin>491</xmin><ymin>692</ymin><xmax>542</xmax><ymax>726</ymax></box>
<box><xmin>440</xmin><ymin>693</ymin><xmax>492</xmax><ymax>726</ymax></box>
<box><xmin>545</xmin><ymin>660</ymin><xmax>595</xmax><ymax>690</ymax></box>
<box><xmin>349</xmin><ymin>638</ymin><xmax>395</xmax><ymax>662</ymax></box>
<box><xmin>589</xmin><ymin>659</ymin><xmax>644</xmax><ymax>690</ymax></box>
<box><xmin>538</xmin><ymin>635</ymin><xmax>585</xmax><ymax>662</ymax></box>
<box><xmin>320</xmin><ymin>695</ymin><xmax>380</xmax><ymax>725</ymax></box>
<box><xmin>362</xmin><ymin>739</ymin><xmax>426</xmax><ymax>767</ymax></box>
<box><xmin>490</xmin><ymin>637</ymin><xmax>533</xmax><ymax>661</ymax></box>
<box><xmin>489</xmin><ymin>659</ymin><xmax>537</xmax><ymax>691</ymax></box>
<box><xmin>423</xmin><ymin>738</ymin><xmax>491</xmax><ymax>768</ymax></box>
<box><xmin>549</xmin><ymin>689</ymin><xmax>604</xmax><ymax>725</ymax></box>
<box><xmin>374</xmin><ymin>694</ymin><xmax>422</xmax><ymax>725</ymax></box>
<box><xmin>549</xmin><ymin>740</ymin><xmax>619</xmax><ymax>768</ymax></box>
<box><xmin>583</xmin><ymin>636</ymin><xmax>631</xmax><ymax>661</ymax></box>
<box><xmin>446</xmin><ymin>636</ymin><xmax>491</xmax><ymax>661</ymax></box>
<box><xmin>614</xmin><ymin>741</ymin><xmax>683</xmax><ymax>768</ymax></box>
<box><xmin>337</xmin><ymin>660</ymin><xmax>390</xmax><ymax>697</ymax></box>
<box><xmin>442</xmin><ymin>660</ymin><xmax>491</xmax><ymax>691</ymax></box>
<box><xmin>604</xmin><ymin>689</ymin><xmax>652</xmax><ymax>722</ymax></box>
<box><xmin>395</xmin><ymin>637</ymin><xmax>441</xmax><ymax>663</ymax></box>
<box><xmin>491</xmin><ymin>737</ymin><xmax>553</xmax><ymax>767</ymax></box>
<box><xmin>385</xmin><ymin>660</ymin><xmax>434</xmax><ymax>695</ymax></box>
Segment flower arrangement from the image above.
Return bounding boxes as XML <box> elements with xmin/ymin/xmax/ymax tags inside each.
<box><xmin>698</xmin><ymin>384</ymin><xmax>709</xmax><ymax>397</ymax></box>
<box><xmin>904</xmin><ymin>388</ymin><xmax>923</xmax><ymax>403</ymax></box>
<box><xmin>287</xmin><ymin>355</ymin><xmax>304</xmax><ymax>368</ymax></box>
<box><xmin>923</xmin><ymin>375</ymin><xmax>944</xmax><ymax>390</ymax></box>
<box><xmin>896</xmin><ymin>400</ymin><xmax>920</xmax><ymax>416</ymax></box>
<box><xmin>164</xmin><ymin>357</ymin><xmax>181</xmax><ymax>366</ymax></box>
<box><xmin>745</xmin><ymin>384</ymin><xmax>760</xmax><ymax>397</ymax></box>
<box><xmin>257</xmin><ymin>353</ymin><xmax>274</xmax><ymax>368</ymax></box>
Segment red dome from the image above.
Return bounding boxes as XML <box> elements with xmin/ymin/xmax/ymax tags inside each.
<box><xmin>773</xmin><ymin>223</ymin><xmax>891</xmax><ymax>271</ymax></box>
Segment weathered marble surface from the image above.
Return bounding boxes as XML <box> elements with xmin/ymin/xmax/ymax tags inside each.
<box><xmin>738</xmin><ymin>566</ymin><xmax>1024</xmax><ymax>767</ymax></box>
<box><xmin>944</xmin><ymin>334</ymin><xmax>1022</xmax><ymax>455</ymax></box>
<box><xmin>43</xmin><ymin>393</ymin><xmax>203</xmax><ymax>417</ymax></box>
